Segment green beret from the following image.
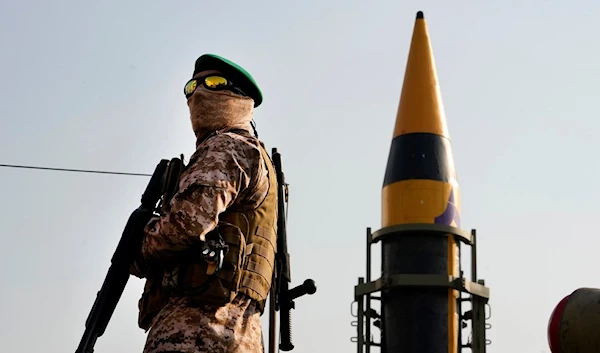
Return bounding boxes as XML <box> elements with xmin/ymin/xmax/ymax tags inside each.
<box><xmin>193</xmin><ymin>53</ymin><xmax>263</xmax><ymax>107</ymax></box>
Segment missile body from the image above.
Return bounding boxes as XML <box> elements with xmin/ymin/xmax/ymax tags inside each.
<box><xmin>381</xmin><ymin>11</ymin><xmax>460</xmax><ymax>353</ymax></box>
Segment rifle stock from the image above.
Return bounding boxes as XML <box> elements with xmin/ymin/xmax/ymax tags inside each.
<box><xmin>269</xmin><ymin>148</ymin><xmax>317</xmax><ymax>353</ymax></box>
<box><xmin>75</xmin><ymin>159</ymin><xmax>171</xmax><ymax>353</ymax></box>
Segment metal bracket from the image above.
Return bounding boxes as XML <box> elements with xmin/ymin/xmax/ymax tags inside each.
<box><xmin>350</xmin><ymin>226</ymin><xmax>491</xmax><ymax>353</ymax></box>
<box><xmin>355</xmin><ymin>274</ymin><xmax>490</xmax><ymax>300</ymax></box>
<box><xmin>371</xmin><ymin>223</ymin><xmax>473</xmax><ymax>245</ymax></box>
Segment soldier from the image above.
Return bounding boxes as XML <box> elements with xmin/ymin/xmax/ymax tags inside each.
<box><xmin>130</xmin><ymin>53</ymin><xmax>278</xmax><ymax>353</ymax></box>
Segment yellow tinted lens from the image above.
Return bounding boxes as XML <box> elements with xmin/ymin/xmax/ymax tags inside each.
<box><xmin>184</xmin><ymin>80</ymin><xmax>197</xmax><ymax>95</ymax></box>
<box><xmin>204</xmin><ymin>76</ymin><xmax>228</xmax><ymax>88</ymax></box>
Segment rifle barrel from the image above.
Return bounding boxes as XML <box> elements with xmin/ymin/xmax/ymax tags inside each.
<box><xmin>74</xmin><ymin>160</ymin><xmax>170</xmax><ymax>353</ymax></box>
<box><xmin>268</xmin><ymin>148</ymin><xmax>317</xmax><ymax>352</ymax></box>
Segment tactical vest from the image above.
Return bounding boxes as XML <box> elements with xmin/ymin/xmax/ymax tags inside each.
<box><xmin>137</xmin><ymin>133</ymin><xmax>278</xmax><ymax>330</ymax></box>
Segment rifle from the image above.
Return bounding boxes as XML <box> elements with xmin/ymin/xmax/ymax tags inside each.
<box><xmin>75</xmin><ymin>157</ymin><xmax>184</xmax><ymax>353</ymax></box>
<box><xmin>269</xmin><ymin>148</ymin><xmax>317</xmax><ymax>353</ymax></box>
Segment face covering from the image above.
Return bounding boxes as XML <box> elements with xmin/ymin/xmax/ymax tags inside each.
<box><xmin>187</xmin><ymin>86</ymin><xmax>254</xmax><ymax>142</ymax></box>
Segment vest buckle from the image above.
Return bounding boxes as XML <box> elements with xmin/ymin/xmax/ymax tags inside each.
<box><xmin>201</xmin><ymin>235</ymin><xmax>229</xmax><ymax>275</ymax></box>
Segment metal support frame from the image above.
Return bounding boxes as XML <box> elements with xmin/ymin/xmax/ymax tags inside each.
<box><xmin>350</xmin><ymin>224</ymin><xmax>491</xmax><ymax>353</ymax></box>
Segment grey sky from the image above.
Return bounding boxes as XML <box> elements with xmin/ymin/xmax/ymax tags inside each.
<box><xmin>1</xmin><ymin>1</ymin><xmax>598</xmax><ymax>352</ymax></box>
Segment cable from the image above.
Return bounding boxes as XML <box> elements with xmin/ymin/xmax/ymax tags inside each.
<box><xmin>0</xmin><ymin>163</ymin><xmax>151</xmax><ymax>177</ymax></box>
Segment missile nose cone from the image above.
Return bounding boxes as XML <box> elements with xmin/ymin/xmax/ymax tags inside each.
<box><xmin>393</xmin><ymin>13</ymin><xmax>448</xmax><ymax>138</ymax></box>
<box><xmin>382</xmin><ymin>11</ymin><xmax>460</xmax><ymax>228</ymax></box>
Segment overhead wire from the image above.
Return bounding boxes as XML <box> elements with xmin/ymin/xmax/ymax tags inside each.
<box><xmin>0</xmin><ymin>163</ymin><xmax>151</xmax><ymax>177</ymax></box>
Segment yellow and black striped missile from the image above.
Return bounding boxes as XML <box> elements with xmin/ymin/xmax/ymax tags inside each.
<box><xmin>380</xmin><ymin>10</ymin><xmax>460</xmax><ymax>353</ymax></box>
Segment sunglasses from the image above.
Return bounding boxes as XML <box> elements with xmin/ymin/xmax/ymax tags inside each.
<box><xmin>184</xmin><ymin>75</ymin><xmax>246</xmax><ymax>99</ymax></box>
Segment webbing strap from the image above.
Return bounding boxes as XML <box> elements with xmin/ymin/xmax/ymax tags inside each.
<box><xmin>248</xmin><ymin>242</ymin><xmax>274</xmax><ymax>267</ymax></box>
<box><xmin>246</xmin><ymin>259</ymin><xmax>273</xmax><ymax>284</ymax></box>
<box><xmin>253</xmin><ymin>225</ymin><xmax>276</xmax><ymax>250</ymax></box>
<box><xmin>241</xmin><ymin>273</ymin><xmax>270</xmax><ymax>297</ymax></box>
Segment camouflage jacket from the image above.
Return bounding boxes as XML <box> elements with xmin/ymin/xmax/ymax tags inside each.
<box><xmin>134</xmin><ymin>128</ymin><xmax>270</xmax><ymax>353</ymax></box>
<box><xmin>140</xmin><ymin>129</ymin><xmax>270</xmax><ymax>264</ymax></box>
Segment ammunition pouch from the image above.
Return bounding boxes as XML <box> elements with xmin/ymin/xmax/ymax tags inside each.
<box><xmin>165</xmin><ymin>222</ymin><xmax>248</xmax><ymax>307</ymax></box>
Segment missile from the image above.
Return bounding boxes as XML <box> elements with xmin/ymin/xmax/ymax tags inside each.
<box><xmin>381</xmin><ymin>10</ymin><xmax>460</xmax><ymax>353</ymax></box>
<box><xmin>548</xmin><ymin>288</ymin><xmax>600</xmax><ymax>353</ymax></box>
<box><xmin>353</xmin><ymin>11</ymin><xmax>490</xmax><ymax>353</ymax></box>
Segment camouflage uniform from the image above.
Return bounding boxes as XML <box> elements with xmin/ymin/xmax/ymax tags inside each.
<box><xmin>142</xmin><ymin>296</ymin><xmax>263</xmax><ymax>353</ymax></box>
<box><xmin>139</xmin><ymin>129</ymin><xmax>270</xmax><ymax>353</ymax></box>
